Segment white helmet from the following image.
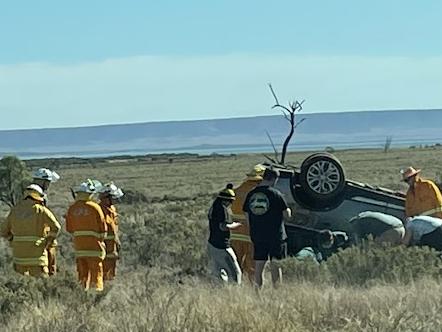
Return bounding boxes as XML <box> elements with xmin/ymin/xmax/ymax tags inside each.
<box><xmin>25</xmin><ymin>184</ymin><xmax>45</xmax><ymax>196</ymax></box>
<box><xmin>73</xmin><ymin>179</ymin><xmax>101</xmax><ymax>194</ymax></box>
<box><xmin>24</xmin><ymin>184</ymin><xmax>45</xmax><ymax>201</ymax></box>
<box><xmin>32</xmin><ymin>168</ymin><xmax>60</xmax><ymax>182</ymax></box>
<box><xmin>99</xmin><ymin>182</ymin><xmax>124</xmax><ymax>199</ymax></box>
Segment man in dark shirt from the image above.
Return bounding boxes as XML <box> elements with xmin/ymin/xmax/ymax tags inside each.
<box><xmin>243</xmin><ymin>168</ymin><xmax>291</xmax><ymax>288</ymax></box>
<box><xmin>207</xmin><ymin>184</ymin><xmax>242</xmax><ymax>284</ymax></box>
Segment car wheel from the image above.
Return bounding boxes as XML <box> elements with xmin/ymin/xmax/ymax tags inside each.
<box><xmin>299</xmin><ymin>153</ymin><xmax>346</xmax><ymax>201</ymax></box>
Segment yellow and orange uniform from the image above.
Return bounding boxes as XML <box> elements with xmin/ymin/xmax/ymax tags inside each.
<box><xmin>66</xmin><ymin>193</ymin><xmax>107</xmax><ymax>291</ymax></box>
<box><xmin>0</xmin><ymin>198</ymin><xmax>60</xmax><ymax>277</ymax></box>
<box><xmin>100</xmin><ymin>203</ymin><xmax>120</xmax><ymax>280</ymax></box>
<box><xmin>230</xmin><ymin>179</ymin><xmax>260</xmax><ymax>281</ymax></box>
<box><xmin>406</xmin><ymin>178</ymin><xmax>442</xmax><ymax>219</ymax></box>
<box><xmin>39</xmin><ymin>194</ymin><xmax>58</xmax><ymax>276</ymax></box>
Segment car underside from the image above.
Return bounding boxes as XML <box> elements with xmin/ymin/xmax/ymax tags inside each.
<box><xmin>265</xmin><ymin>153</ymin><xmax>406</xmax><ymax>255</ymax></box>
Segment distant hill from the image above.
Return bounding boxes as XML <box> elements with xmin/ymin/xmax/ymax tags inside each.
<box><xmin>1</xmin><ymin>109</ymin><xmax>442</xmax><ymax>158</ymax></box>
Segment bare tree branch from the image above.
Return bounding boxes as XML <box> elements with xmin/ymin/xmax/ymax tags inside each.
<box><xmin>272</xmin><ymin>104</ymin><xmax>292</xmax><ymax>116</ymax></box>
<box><xmin>268</xmin><ymin>83</ymin><xmax>279</xmax><ymax>105</ymax></box>
<box><xmin>266</xmin><ymin>130</ymin><xmax>279</xmax><ymax>162</ymax></box>
<box><xmin>268</xmin><ymin>84</ymin><xmax>306</xmax><ymax>165</ymax></box>
<box><xmin>263</xmin><ymin>154</ymin><xmax>277</xmax><ymax>164</ymax></box>
<box><xmin>294</xmin><ymin>118</ymin><xmax>306</xmax><ymax>129</ymax></box>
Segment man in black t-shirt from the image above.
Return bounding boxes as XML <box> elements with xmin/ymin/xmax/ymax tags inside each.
<box><xmin>207</xmin><ymin>184</ymin><xmax>242</xmax><ymax>284</ymax></box>
<box><xmin>243</xmin><ymin>168</ymin><xmax>291</xmax><ymax>288</ymax></box>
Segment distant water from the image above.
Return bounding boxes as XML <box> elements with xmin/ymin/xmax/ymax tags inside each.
<box><xmin>12</xmin><ymin>136</ymin><xmax>442</xmax><ymax>160</ymax></box>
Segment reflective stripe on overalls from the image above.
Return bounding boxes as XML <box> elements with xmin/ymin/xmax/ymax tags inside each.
<box><xmin>13</xmin><ymin>236</ymin><xmax>46</xmax><ymax>246</ymax></box>
<box><xmin>73</xmin><ymin>230</ymin><xmax>106</xmax><ymax>239</ymax></box>
<box><xmin>419</xmin><ymin>206</ymin><xmax>442</xmax><ymax>217</ymax></box>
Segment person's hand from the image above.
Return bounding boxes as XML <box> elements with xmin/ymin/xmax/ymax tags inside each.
<box><xmin>226</xmin><ymin>222</ymin><xmax>242</xmax><ymax>230</ymax></box>
<box><xmin>43</xmin><ymin>236</ymin><xmax>55</xmax><ymax>249</ymax></box>
<box><xmin>116</xmin><ymin>241</ymin><xmax>121</xmax><ymax>253</ymax></box>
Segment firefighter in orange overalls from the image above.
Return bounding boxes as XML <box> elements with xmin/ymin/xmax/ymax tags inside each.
<box><xmin>230</xmin><ymin>164</ymin><xmax>265</xmax><ymax>282</ymax></box>
<box><xmin>98</xmin><ymin>182</ymin><xmax>124</xmax><ymax>281</ymax></box>
<box><xmin>66</xmin><ymin>180</ymin><xmax>107</xmax><ymax>291</ymax></box>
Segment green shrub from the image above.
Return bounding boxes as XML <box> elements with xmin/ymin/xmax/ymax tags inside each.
<box><xmin>280</xmin><ymin>242</ymin><xmax>442</xmax><ymax>287</ymax></box>
<box><xmin>326</xmin><ymin>243</ymin><xmax>442</xmax><ymax>286</ymax></box>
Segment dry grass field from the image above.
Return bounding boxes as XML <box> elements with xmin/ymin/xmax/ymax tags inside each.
<box><xmin>2</xmin><ymin>147</ymin><xmax>442</xmax><ymax>331</ymax></box>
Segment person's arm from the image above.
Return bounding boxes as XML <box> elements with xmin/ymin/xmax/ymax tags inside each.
<box><xmin>283</xmin><ymin>208</ymin><xmax>291</xmax><ymax>221</ymax></box>
<box><xmin>241</xmin><ymin>192</ymin><xmax>252</xmax><ymax>226</ymax></box>
<box><xmin>96</xmin><ymin>206</ymin><xmax>107</xmax><ymax>241</ymax></box>
<box><xmin>65</xmin><ymin>206</ymin><xmax>74</xmax><ymax>234</ymax></box>
<box><xmin>0</xmin><ymin>213</ymin><xmax>12</xmax><ymax>241</ymax></box>
<box><xmin>277</xmin><ymin>191</ymin><xmax>291</xmax><ymax>221</ymax></box>
<box><xmin>113</xmin><ymin>209</ymin><xmax>121</xmax><ymax>251</ymax></box>
<box><xmin>402</xmin><ymin>228</ymin><xmax>412</xmax><ymax>246</ymax></box>
<box><xmin>428</xmin><ymin>182</ymin><xmax>442</xmax><ymax>210</ymax></box>
<box><xmin>242</xmin><ymin>212</ymin><xmax>250</xmax><ymax>226</ymax></box>
<box><xmin>404</xmin><ymin>192</ymin><xmax>412</xmax><ymax>218</ymax></box>
<box><xmin>42</xmin><ymin>207</ymin><xmax>61</xmax><ymax>249</ymax></box>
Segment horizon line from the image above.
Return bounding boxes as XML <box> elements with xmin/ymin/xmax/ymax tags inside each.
<box><xmin>1</xmin><ymin>107</ymin><xmax>441</xmax><ymax>132</ymax></box>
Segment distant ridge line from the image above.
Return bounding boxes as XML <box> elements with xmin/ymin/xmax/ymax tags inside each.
<box><xmin>1</xmin><ymin>108</ymin><xmax>442</xmax><ymax>132</ymax></box>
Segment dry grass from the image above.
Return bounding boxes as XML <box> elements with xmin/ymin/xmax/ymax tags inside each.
<box><xmin>1</xmin><ymin>147</ymin><xmax>442</xmax><ymax>331</ymax></box>
<box><xmin>2</xmin><ymin>273</ymin><xmax>442</xmax><ymax>332</ymax></box>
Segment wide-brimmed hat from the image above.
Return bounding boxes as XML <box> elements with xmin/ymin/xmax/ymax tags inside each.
<box><xmin>400</xmin><ymin>166</ymin><xmax>421</xmax><ymax>181</ymax></box>
<box><xmin>246</xmin><ymin>164</ymin><xmax>266</xmax><ymax>181</ymax></box>
<box><xmin>217</xmin><ymin>183</ymin><xmax>236</xmax><ymax>200</ymax></box>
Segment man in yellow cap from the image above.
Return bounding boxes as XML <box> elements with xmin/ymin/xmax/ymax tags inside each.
<box><xmin>0</xmin><ymin>184</ymin><xmax>61</xmax><ymax>277</ymax></box>
<box><xmin>401</xmin><ymin>166</ymin><xmax>442</xmax><ymax>219</ymax></box>
<box><xmin>230</xmin><ymin>164</ymin><xmax>265</xmax><ymax>282</ymax></box>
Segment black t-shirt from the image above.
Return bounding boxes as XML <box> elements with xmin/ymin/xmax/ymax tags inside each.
<box><xmin>208</xmin><ymin>198</ymin><xmax>232</xmax><ymax>249</ymax></box>
<box><xmin>243</xmin><ymin>185</ymin><xmax>288</xmax><ymax>243</ymax></box>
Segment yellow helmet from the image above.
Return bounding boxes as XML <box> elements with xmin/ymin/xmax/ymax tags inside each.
<box><xmin>246</xmin><ymin>164</ymin><xmax>266</xmax><ymax>181</ymax></box>
<box><xmin>217</xmin><ymin>183</ymin><xmax>236</xmax><ymax>200</ymax></box>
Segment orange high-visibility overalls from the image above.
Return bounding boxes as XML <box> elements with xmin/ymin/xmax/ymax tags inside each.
<box><xmin>66</xmin><ymin>196</ymin><xmax>107</xmax><ymax>291</ymax></box>
<box><xmin>230</xmin><ymin>179</ymin><xmax>260</xmax><ymax>282</ymax></box>
<box><xmin>101</xmin><ymin>204</ymin><xmax>120</xmax><ymax>280</ymax></box>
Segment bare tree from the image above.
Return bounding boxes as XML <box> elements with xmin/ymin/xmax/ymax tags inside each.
<box><xmin>384</xmin><ymin>136</ymin><xmax>393</xmax><ymax>153</ymax></box>
<box><xmin>0</xmin><ymin>156</ymin><xmax>30</xmax><ymax>207</ymax></box>
<box><xmin>268</xmin><ymin>83</ymin><xmax>306</xmax><ymax>165</ymax></box>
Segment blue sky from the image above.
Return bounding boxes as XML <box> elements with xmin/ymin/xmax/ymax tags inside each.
<box><xmin>1</xmin><ymin>0</ymin><xmax>442</xmax><ymax>129</ymax></box>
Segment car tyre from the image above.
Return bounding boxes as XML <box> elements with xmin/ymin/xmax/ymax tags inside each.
<box><xmin>299</xmin><ymin>153</ymin><xmax>346</xmax><ymax>202</ymax></box>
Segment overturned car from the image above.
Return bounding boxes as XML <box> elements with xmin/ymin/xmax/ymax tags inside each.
<box><xmin>266</xmin><ymin>153</ymin><xmax>406</xmax><ymax>255</ymax></box>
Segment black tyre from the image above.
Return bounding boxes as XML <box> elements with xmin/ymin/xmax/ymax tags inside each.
<box><xmin>299</xmin><ymin>153</ymin><xmax>346</xmax><ymax>202</ymax></box>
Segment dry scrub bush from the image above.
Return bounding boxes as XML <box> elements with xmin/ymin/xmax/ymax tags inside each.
<box><xmin>3</xmin><ymin>201</ymin><xmax>442</xmax><ymax>330</ymax></box>
<box><xmin>120</xmin><ymin>205</ymin><xmax>208</xmax><ymax>276</ymax></box>
<box><xmin>3</xmin><ymin>273</ymin><xmax>442</xmax><ymax>331</ymax></box>
<box><xmin>279</xmin><ymin>242</ymin><xmax>442</xmax><ymax>286</ymax></box>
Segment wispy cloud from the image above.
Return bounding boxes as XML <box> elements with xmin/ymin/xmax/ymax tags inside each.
<box><xmin>1</xmin><ymin>54</ymin><xmax>441</xmax><ymax>130</ymax></box>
